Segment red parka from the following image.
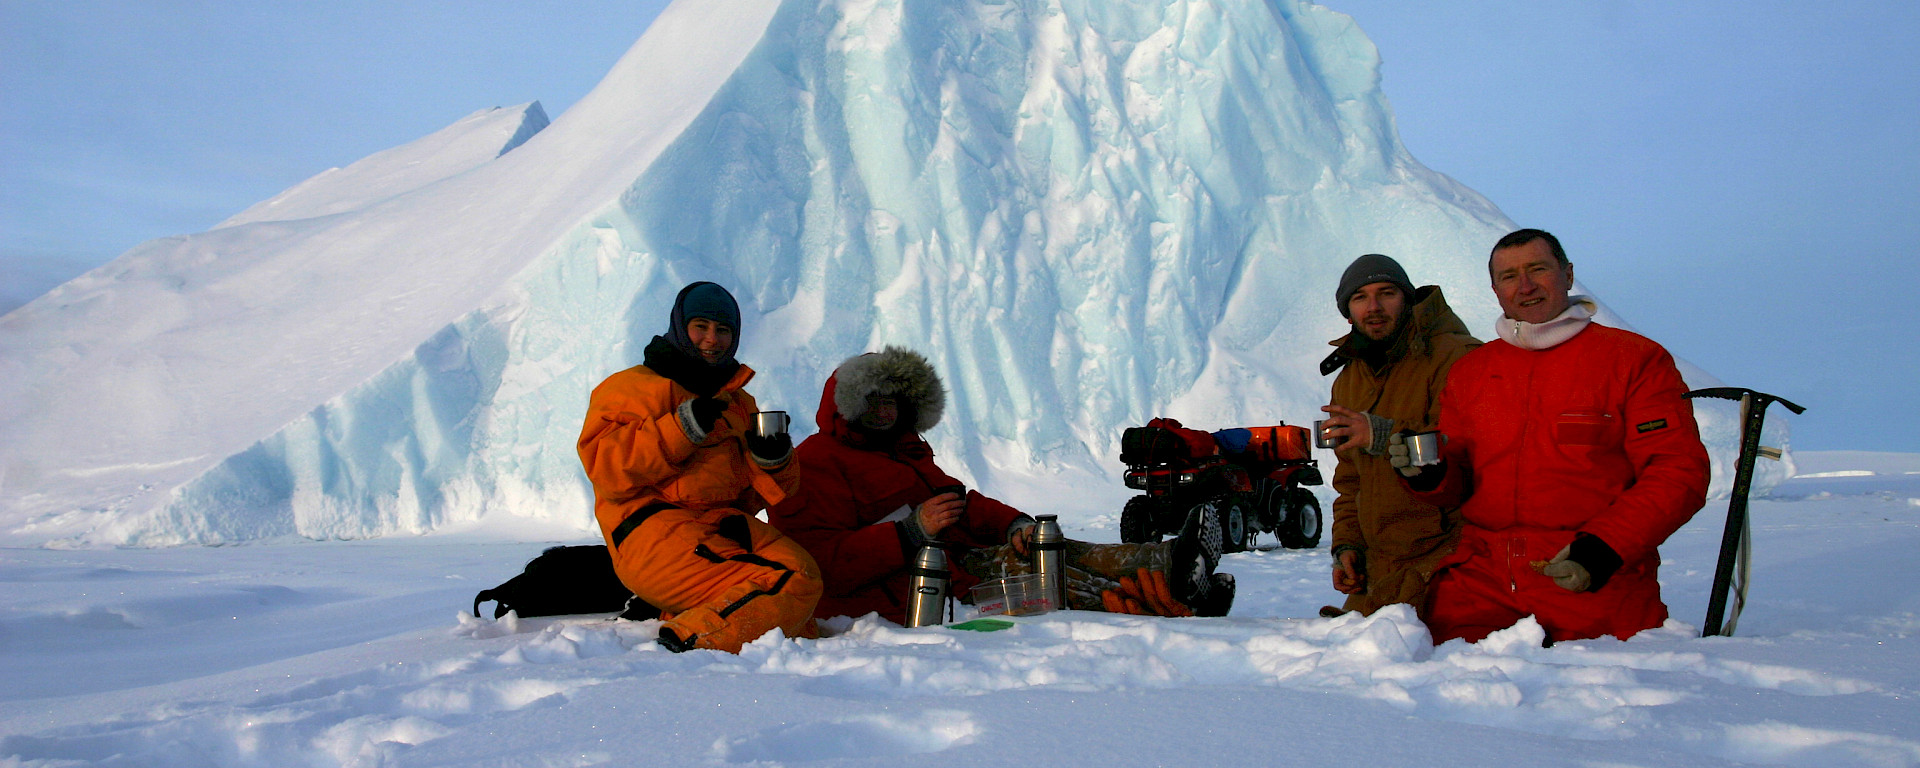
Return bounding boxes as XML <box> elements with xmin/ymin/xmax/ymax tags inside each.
<box><xmin>769</xmin><ymin>356</ymin><xmax>1025</xmax><ymax>624</ymax></box>
<box><xmin>1412</xmin><ymin>322</ymin><xmax>1709</xmax><ymax>642</ymax></box>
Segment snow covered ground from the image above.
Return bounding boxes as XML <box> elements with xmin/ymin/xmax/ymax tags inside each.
<box><xmin>3</xmin><ymin>450</ymin><xmax>1915</xmax><ymax>767</ymax></box>
<box><xmin>0</xmin><ymin>0</ymin><xmax>1900</xmax><ymax>764</ymax></box>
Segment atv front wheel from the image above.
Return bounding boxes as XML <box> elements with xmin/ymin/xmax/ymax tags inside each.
<box><xmin>1120</xmin><ymin>496</ymin><xmax>1160</xmax><ymax>543</ymax></box>
<box><xmin>1278</xmin><ymin>487</ymin><xmax>1322</xmax><ymax>549</ymax></box>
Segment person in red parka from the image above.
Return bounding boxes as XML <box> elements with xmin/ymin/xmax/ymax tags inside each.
<box><xmin>1396</xmin><ymin>229</ymin><xmax>1710</xmax><ymax>645</ymax></box>
<box><xmin>769</xmin><ymin>346</ymin><xmax>1233</xmax><ymax>624</ymax></box>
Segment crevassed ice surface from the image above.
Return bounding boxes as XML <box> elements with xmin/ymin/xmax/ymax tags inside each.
<box><xmin>1</xmin><ymin>0</ymin><xmax>1778</xmax><ymax>547</ymax></box>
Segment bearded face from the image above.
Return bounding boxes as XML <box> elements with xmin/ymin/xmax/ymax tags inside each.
<box><xmin>1348</xmin><ymin>282</ymin><xmax>1409</xmax><ymax>341</ymax></box>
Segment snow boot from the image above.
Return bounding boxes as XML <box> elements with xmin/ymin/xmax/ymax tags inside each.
<box><xmin>1169</xmin><ymin>501</ymin><xmax>1225</xmax><ymax>607</ymax></box>
<box><xmin>657</xmin><ymin>625</ymin><xmax>697</xmax><ymax>653</ymax></box>
<box><xmin>1189</xmin><ymin>573</ymin><xmax>1236</xmax><ymax>617</ymax></box>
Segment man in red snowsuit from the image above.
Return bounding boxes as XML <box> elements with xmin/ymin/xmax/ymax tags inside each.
<box><xmin>769</xmin><ymin>346</ymin><xmax>1231</xmax><ymax>624</ymax></box>
<box><xmin>1399</xmin><ymin>229</ymin><xmax>1710</xmax><ymax>644</ymax></box>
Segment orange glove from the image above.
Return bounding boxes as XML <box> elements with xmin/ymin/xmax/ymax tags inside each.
<box><xmin>1119</xmin><ymin>574</ymin><xmax>1147</xmax><ymax>614</ymax></box>
<box><xmin>1099</xmin><ymin>570</ymin><xmax>1194</xmax><ymax>617</ymax></box>
<box><xmin>1104</xmin><ymin>575</ymin><xmax>1150</xmax><ymax>615</ymax></box>
<box><xmin>1140</xmin><ymin>568</ymin><xmax>1193</xmax><ymax>617</ymax></box>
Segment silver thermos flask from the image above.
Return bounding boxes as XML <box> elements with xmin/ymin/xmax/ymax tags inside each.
<box><xmin>1032</xmin><ymin>514</ymin><xmax>1067</xmax><ymax>611</ymax></box>
<box><xmin>905</xmin><ymin>545</ymin><xmax>950</xmax><ymax>628</ymax></box>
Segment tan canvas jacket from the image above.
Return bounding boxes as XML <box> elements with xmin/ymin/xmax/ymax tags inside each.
<box><xmin>1325</xmin><ymin>285</ymin><xmax>1481</xmax><ymax>616</ymax></box>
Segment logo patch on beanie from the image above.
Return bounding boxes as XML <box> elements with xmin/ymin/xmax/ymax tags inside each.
<box><xmin>1635</xmin><ymin>419</ymin><xmax>1668</xmax><ymax>434</ymax></box>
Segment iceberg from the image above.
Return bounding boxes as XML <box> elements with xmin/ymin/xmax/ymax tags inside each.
<box><xmin>0</xmin><ymin>0</ymin><xmax>1776</xmax><ymax>547</ymax></box>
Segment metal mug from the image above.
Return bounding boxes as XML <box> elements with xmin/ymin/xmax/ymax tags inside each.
<box><xmin>1405</xmin><ymin>431</ymin><xmax>1445</xmax><ymax>467</ymax></box>
<box><xmin>1312</xmin><ymin>419</ymin><xmax>1338</xmax><ymax>449</ymax></box>
<box><xmin>750</xmin><ymin>410</ymin><xmax>790</xmax><ymax>439</ymax></box>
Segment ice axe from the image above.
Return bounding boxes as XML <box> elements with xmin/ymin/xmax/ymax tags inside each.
<box><xmin>1683</xmin><ymin>387</ymin><xmax>1805</xmax><ymax>637</ymax></box>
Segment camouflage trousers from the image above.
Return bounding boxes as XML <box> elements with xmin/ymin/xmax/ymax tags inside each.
<box><xmin>959</xmin><ymin>539</ymin><xmax>1173</xmax><ymax>612</ymax></box>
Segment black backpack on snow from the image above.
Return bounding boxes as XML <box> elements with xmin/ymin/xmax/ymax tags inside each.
<box><xmin>472</xmin><ymin>544</ymin><xmax>660</xmax><ymax>621</ymax></box>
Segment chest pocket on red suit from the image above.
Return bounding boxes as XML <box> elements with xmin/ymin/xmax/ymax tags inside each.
<box><xmin>850</xmin><ymin>464</ymin><xmax>923</xmax><ymax>523</ymax></box>
<box><xmin>1554</xmin><ymin>410</ymin><xmax>1618</xmax><ymax>447</ymax></box>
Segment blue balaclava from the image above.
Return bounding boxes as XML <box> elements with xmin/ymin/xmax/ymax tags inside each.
<box><xmin>668</xmin><ymin>281</ymin><xmax>741</xmax><ymax>366</ymax></box>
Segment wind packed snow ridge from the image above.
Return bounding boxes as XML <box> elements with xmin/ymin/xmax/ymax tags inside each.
<box><xmin>215</xmin><ymin>103</ymin><xmax>553</xmax><ymax>229</ymax></box>
<box><xmin>0</xmin><ymin>0</ymin><xmax>1776</xmax><ymax>547</ymax></box>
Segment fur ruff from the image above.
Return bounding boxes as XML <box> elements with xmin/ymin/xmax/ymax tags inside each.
<box><xmin>833</xmin><ymin>346</ymin><xmax>946</xmax><ymax>432</ymax></box>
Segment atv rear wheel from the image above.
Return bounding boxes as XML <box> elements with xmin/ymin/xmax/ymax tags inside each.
<box><xmin>1277</xmin><ymin>487</ymin><xmax>1322</xmax><ymax>549</ymax></box>
<box><xmin>1120</xmin><ymin>496</ymin><xmax>1160</xmax><ymax>543</ymax></box>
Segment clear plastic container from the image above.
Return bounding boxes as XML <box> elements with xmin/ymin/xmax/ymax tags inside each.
<box><xmin>969</xmin><ymin>574</ymin><xmax>1054</xmax><ymax>617</ymax></box>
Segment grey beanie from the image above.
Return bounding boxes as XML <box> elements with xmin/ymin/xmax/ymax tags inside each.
<box><xmin>1335</xmin><ymin>254</ymin><xmax>1415</xmax><ymax>319</ymax></box>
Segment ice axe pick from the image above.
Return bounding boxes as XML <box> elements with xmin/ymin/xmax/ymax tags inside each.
<box><xmin>1682</xmin><ymin>387</ymin><xmax>1805</xmax><ymax>637</ymax></box>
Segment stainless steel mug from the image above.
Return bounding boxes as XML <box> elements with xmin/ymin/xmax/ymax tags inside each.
<box><xmin>1405</xmin><ymin>431</ymin><xmax>1445</xmax><ymax>467</ymax></box>
<box><xmin>905</xmin><ymin>545</ymin><xmax>950</xmax><ymax>628</ymax></box>
<box><xmin>750</xmin><ymin>410</ymin><xmax>790</xmax><ymax>439</ymax></box>
<box><xmin>1312</xmin><ymin>419</ymin><xmax>1337</xmax><ymax>449</ymax></box>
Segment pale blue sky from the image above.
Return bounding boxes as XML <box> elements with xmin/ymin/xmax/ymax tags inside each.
<box><xmin>3</xmin><ymin>1</ymin><xmax>1914</xmax><ymax>451</ymax></box>
<box><xmin>1330</xmin><ymin>1</ymin><xmax>1919</xmax><ymax>453</ymax></box>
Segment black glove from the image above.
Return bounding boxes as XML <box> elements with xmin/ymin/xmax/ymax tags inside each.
<box><xmin>745</xmin><ymin>432</ymin><xmax>792</xmax><ymax>463</ymax></box>
<box><xmin>689</xmin><ymin>397</ymin><xmax>727</xmax><ymax>433</ymax></box>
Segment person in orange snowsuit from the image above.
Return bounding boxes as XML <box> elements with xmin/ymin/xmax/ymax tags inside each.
<box><xmin>576</xmin><ymin>281</ymin><xmax>822</xmax><ymax>653</ymax></box>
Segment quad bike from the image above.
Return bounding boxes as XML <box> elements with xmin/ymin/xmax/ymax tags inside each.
<box><xmin>1117</xmin><ymin>418</ymin><xmax>1323</xmax><ymax>552</ymax></box>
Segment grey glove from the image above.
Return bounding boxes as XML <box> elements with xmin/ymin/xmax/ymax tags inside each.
<box><xmin>1537</xmin><ymin>548</ymin><xmax>1592</xmax><ymax>592</ymax></box>
<box><xmin>1387</xmin><ymin>432</ymin><xmax>1447</xmax><ymax>491</ymax></box>
<box><xmin>1534</xmin><ymin>534</ymin><xmax>1622</xmax><ymax>593</ymax></box>
<box><xmin>1386</xmin><ymin>433</ymin><xmax>1421</xmax><ymax>478</ymax></box>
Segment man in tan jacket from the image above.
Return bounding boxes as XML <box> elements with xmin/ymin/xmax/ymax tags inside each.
<box><xmin>1318</xmin><ymin>254</ymin><xmax>1480</xmax><ymax>618</ymax></box>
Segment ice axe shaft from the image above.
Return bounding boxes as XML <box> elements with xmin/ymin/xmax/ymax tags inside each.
<box><xmin>1683</xmin><ymin>387</ymin><xmax>1805</xmax><ymax>637</ymax></box>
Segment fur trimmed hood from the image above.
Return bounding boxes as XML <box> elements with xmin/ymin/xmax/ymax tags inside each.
<box><xmin>822</xmin><ymin>346</ymin><xmax>947</xmax><ymax>435</ymax></box>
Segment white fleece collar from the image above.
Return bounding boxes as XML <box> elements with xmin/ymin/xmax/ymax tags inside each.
<box><xmin>1496</xmin><ymin>296</ymin><xmax>1596</xmax><ymax>350</ymax></box>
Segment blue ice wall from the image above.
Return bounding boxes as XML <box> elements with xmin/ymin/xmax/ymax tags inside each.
<box><xmin>150</xmin><ymin>0</ymin><xmax>1764</xmax><ymax>545</ymax></box>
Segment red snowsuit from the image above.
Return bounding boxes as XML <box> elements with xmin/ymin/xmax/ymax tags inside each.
<box><xmin>1411</xmin><ymin>323</ymin><xmax>1709</xmax><ymax>643</ymax></box>
<box><xmin>767</xmin><ymin>372</ymin><xmax>1025</xmax><ymax>625</ymax></box>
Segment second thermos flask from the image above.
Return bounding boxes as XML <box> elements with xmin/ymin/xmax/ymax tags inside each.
<box><xmin>905</xmin><ymin>545</ymin><xmax>950</xmax><ymax>628</ymax></box>
<box><xmin>1032</xmin><ymin>514</ymin><xmax>1066</xmax><ymax>611</ymax></box>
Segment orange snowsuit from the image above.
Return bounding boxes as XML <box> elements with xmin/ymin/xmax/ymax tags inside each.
<box><xmin>577</xmin><ymin>362</ymin><xmax>821</xmax><ymax>653</ymax></box>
